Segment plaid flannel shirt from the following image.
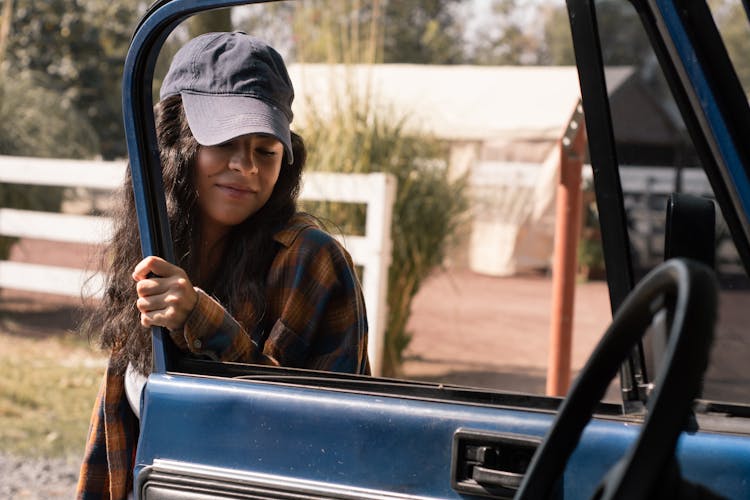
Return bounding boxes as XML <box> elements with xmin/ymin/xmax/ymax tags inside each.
<box><xmin>77</xmin><ymin>213</ymin><xmax>370</xmax><ymax>499</ymax></box>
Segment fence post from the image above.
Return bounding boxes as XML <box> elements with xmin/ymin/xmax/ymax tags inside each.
<box><xmin>362</xmin><ymin>173</ymin><xmax>396</xmax><ymax>376</ymax></box>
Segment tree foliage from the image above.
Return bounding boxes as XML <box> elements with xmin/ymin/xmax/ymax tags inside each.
<box><xmin>0</xmin><ymin>68</ymin><xmax>98</xmax><ymax>157</ymax></box>
<box><xmin>3</xmin><ymin>0</ymin><xmax>141</xmax><ymax>159</ymax></box>
<box><xmin>381</xmin><ymin>0</ymin><xmax>464</xmax><ymax>63</ymax></box>
<box><xmin>538</xmin><ymin>4</ymin><xmax>575</xmax><ymax>65</ymax></box>
<box><xmin>187</xmin><ymin>8</ymin><xmax>233</xmax><ymax>37</ymax></box>
<box><xmin>235</xmin><ymin>0</ymin><xmax>464</xmax><ymax>64</ymax></box>
<box><xmin>0</xmin><ymin>0</ymin><xmax>137</xmax><ymax>261</ymax></box>
<box><xmin>468</xmin><ymin>0</ymin><xmax>540</xmax><ymax>65</ymax></box>
<box><xmin>709</xmin><ymin>0</ymin><xmax>750</xmax><ymax>95</ymax></box>
<box><xmin>292</xmin><ymin>1</ymin><xmax>380</xmax><ymax>63</ymax></box>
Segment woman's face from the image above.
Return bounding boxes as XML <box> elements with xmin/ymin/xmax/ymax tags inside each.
<box><xmin>194</xmin><ymin>133</ymin><xmax>284</xmax><ymax>233</ymax></box>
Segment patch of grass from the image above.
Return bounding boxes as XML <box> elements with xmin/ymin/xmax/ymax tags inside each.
<box><xmin>0</xmin><ymin>331</ymin><xmax>106</xmax><ymax>458</ymax></box>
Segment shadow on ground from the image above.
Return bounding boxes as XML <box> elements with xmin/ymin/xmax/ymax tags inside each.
<box><xmin>0</xmin><ymin>292</ymin><xmax>85</xmax><ymax>340</ymax></box>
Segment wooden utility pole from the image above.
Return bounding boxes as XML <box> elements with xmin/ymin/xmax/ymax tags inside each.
<box><xmin>546</xmin><ymin>101</ymin><xmax>587</xmax><ymax>397</ymax></box>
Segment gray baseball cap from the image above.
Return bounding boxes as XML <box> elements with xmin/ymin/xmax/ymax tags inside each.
<box><xmin>160</xmin><ymin>31</ymin><xmax>294</xmax><ymax>163</ymax></box>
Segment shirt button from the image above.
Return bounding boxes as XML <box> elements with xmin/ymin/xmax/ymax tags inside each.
<box><xmin>193</xmin><ymin>339</ymin><xmax>202</xmax><ymax>349</ymax></box>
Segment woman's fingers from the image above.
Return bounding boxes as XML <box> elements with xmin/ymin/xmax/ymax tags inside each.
<box><xmin>136</xmin><ymin>289</ymin><xmax>188</xmax><ymax>311</ymax></box>
<box><xmin>136</xmin><ymin>293</ymin><xmax>167</xmax><ymax>313</ymax></box>
<box><xmin>132</xmin><ymin>256</ymin><xmax>161</xmax><ymax>281</ymax></box>
<box><xmin>137</xmin><ymin>294</ymin><xmax>191</xmax><ymax>330</ymax></box>
<box><xmin>139</xmin><ymin>307</ymin><xmax>178</xmax><ymax>329</ymax></box>
<box><xmin>135</xmin><ymin>277</ymin><xmax>164</xmax><ymax>297</ymax></box>
<box><xmin>132</xmin><ymin>255</ymin><xmax>185</xmax><ymax>282</ymax></box>
<box><xmin>132</xmin><ymin>257</ymin><xmax>197</xmax><ymax>330</ymax></box>
<box><xmin>136</xmin><ymin>281</ymin><xmax>198</xmax><ymax>330</ymax></box>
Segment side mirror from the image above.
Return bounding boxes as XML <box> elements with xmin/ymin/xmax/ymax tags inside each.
<box><xmin>643</xmin><ymin>193</ymin><xmax>716</xmax><ymax>395</ymax></box>
<box><xmin>665</xmin><ymin>193</ymin><xmax>716</xmax><ymax>267</ymax></box>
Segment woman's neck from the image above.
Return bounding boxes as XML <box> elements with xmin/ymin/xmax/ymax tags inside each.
<box><xmin>197</xmin><ymin>223</ymin><xmax>229</xmax><ymax>287</ymax></box>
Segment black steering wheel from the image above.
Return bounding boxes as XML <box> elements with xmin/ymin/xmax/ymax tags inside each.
<box><xmin>514</xmin><ymin>258</ymin><xmax>718</xmax><ymax>499</ymax></box>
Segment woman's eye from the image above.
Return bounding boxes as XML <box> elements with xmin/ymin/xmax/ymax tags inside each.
<box><xmin>255</xmin><ymin>148</ymin><xmax>277</xmax><ymax>157</ymax></box>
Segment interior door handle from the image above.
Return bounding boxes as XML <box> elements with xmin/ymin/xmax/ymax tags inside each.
<box><xmin>451</xmin><ymin>429</ymin><xmax>540</xmax><ymax>499</ymax></box>
<box><xmin>473</xmin><ymin>465</ymin><xmax>524</xmax><ymax>490</ymax></box>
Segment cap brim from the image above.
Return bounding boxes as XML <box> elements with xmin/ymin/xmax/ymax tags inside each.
<box><xmin>181</xmin><ymin>92</ymin><xmax>293</xmax><ymax>163</ymax></box>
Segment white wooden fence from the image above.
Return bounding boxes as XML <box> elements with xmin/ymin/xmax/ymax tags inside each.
<box><xmin>0</xmin><ymin>155</ymin><xmax>395</xmax><ymax>375</ymax></box>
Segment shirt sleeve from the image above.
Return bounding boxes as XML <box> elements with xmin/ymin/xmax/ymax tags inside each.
<box><xmin>180</xmin><ymin>289</ymin><xmax>280</xmax><ymax>366</ymax></box>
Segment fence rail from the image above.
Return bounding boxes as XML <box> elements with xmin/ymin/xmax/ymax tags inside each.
<box><xmin>0</xmin><ymin>155</ymin><xmax>395</xmax><ymax>375</ymax></box>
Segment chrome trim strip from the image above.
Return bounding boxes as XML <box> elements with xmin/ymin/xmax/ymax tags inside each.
<box><xmin>137</xmin><ymin>459</ymin><xmax>436</xmax><ymax>500</ymax></box>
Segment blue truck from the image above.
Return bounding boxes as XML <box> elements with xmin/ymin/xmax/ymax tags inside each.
<box><xmin>123</xmin><ymin>1</ymin><xmax>750</xmax><ymax>498</ymax></box>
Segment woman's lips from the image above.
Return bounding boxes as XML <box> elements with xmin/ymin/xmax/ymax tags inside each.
<box><xmin>215</xmin><ymin>184</ymin><xmax>255</xmax><ymax>198</ymax></box>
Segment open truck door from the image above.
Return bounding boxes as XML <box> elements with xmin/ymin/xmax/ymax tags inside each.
<box><xmin>124</xmin><ymin>1</ymin><xmax>750</xmax><ymax>498</ymax></box>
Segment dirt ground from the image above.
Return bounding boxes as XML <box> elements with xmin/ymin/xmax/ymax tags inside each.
<box><xmin>401</xmin><ymin>268</ymin><xmax>612</xmax><ymax>395</ymax></box>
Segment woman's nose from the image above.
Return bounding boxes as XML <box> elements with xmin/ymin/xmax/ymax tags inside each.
<box><xmin>228</xmin><ymin>148</ymin><xmax>258</xmax><ymax>174</ymax></box>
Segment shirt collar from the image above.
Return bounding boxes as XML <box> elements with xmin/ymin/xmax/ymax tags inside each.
<box><xmin>273</xmin><ymin>213</ymin><xmax>319</xmax><ymax>247</ymax></box>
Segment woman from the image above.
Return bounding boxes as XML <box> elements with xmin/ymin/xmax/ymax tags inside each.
<box><xmin>77</xmin><ymin>32</ymin><xmax>370</xmax><ymax>499</ymax></box>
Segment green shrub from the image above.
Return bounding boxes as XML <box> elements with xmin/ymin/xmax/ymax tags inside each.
<box><xmin>0</xmin><ymin>67</ymin><xmax>99</xmax><ymax>158</ymax></box>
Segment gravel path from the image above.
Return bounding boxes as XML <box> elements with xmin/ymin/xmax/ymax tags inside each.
<box><xmin>0</xmin><ymin>453</ymin><xmax>79</xmax><ymax>499</ymax></box>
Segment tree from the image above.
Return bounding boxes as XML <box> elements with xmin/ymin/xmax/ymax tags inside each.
<box><xmin>0</xmin><ymin>0</ymin><xmax>137</xmax><ymax>262</ymax></box>
<box><xmin>467</xmin><ymin>0</ymin><xmax>540</xmax><ymax>65</ymax></box>
<box><xmin>382</xmin><ymin>0</ymin><xmax>464</xmax><ymax>64</ymax></box>
<box><xmin>0</xmin><ymin>0</ymin><xmax>12</xmax><ymax>63</ymax></box>
<box><xmin>0</xmin><ymin>70</ymin><xmax>98</xmax><ymax>157</ymax></box>
<box><xmin>538</xmin><ymin>4</ymin><xmax>575</xmax><ymax>65</ymax></box>
<box><xmin>233</xmin><ymin>3</ymin><xmax>296</xmax><ymax>58</ymax></box>
<box><xmin>290</xmin><ymin>0</ymin><xmax>379</xmax><ymax>63</ymax></box>
<box><xmin>235</xmin><ymin>0</ymin><xmax>465</xmax><ymax>65</ymax></box>
<box><xmin>4</xmin><ymin>0</ymin><xmax>141</xmax><ymax>159</ymax></box>
<box><xmin>81</xmin><ymin>2</ymin><xmax>143</xmax><ymax>158</ymax></box>
<box><xmin>708</xmin><ymin>0</ymin><xmax>750</xmax><ymax>95</ymax></box>
<box><xmin>593</xmin><ymin>0</ymin><xmax>651</xmax><ymax>66</ymax></box>
<box><xmin>241</xmin><ymin>1</ymin><xmax>383</xmax><ymax>64</ymax></box>
<box><xmin>187</xmin><ymin>8</ymin><xmax>233</xmax><ymax>37</ymax></box>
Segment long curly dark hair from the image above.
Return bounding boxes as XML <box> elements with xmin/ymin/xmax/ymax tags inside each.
<box><xmin>84</xmin><ymin>95</ymin><xmax>306</xmax><ymax>375</ymax></box>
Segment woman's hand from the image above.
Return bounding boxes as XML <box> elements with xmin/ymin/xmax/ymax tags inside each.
<box><xmin>132</xmin><ymin>256</ymin><xmax>198</xmax><ymax>331</ymax></box>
